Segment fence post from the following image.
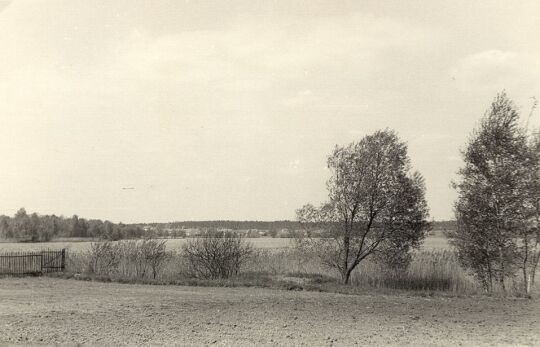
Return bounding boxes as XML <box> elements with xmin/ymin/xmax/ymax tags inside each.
<box><xmin>61</xmin><ymin>249</ymin><xmax>66</xmax><ymax>272</ymax></box>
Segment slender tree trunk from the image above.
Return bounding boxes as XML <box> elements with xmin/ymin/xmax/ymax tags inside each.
<box><xmin>342</xmin><ymin>266</ymin><xmax>356</xmax><ymax>285</ymax></box>
<box><xmin>530</xmin><ymin>245</ymin><xmax>539</xmax><ymax>286</ymax></box>
<box><xmin>522</xmin><ymin>237</ymin><xmax>530</xmax><ymax>294</ymax></box>
<box><xmin>523</xmin><ymin>267</ymin><xmax>529</xmax><ymax>295</ymax></box>
<box><xmin>342</xmin><ymin>227</ymin><xmax>350</xmax><ymax>283</ymax></box>
<box><xmin>341</xmin><ymin>271</ymin><xmax>350</xmax><ymax>284</ymax></box>
<box><xmin>487</xmin><ymin>258</ymin><xmax>493</xmax><ymax>293</ymax></box>
<box><xmin>342</xmin><ymin>258</ymin><xmax>349</xmax><ymax>284</ymax></box>
<box><xmin>498</xmin><ymin>246</ymin><xmax>507</xmax><ymax>294</ymax></box>
<box><xmin>480</xmin><ymin>267</ymin><xmax>489</xmax><ymax>292</ymax></box>
<box><xmin>339</xmin><ymin>265</ymin><xmax>350</xmax><ymax>284</ymax></box>
<box><xmin>341</xmin><ymin>222</ymin><xmax>351</xmax><ymax>285</ymax></box>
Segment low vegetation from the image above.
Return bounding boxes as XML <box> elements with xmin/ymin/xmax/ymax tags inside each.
<box><xmin>182</xmin><ymin>231</ymin><xmax>254</xmax><ymax>279</ymax></box>
<box><xmin>61</xmin><ymin>235</ymin><xmax>537</xmax><ymax>296</ymax></box>
<box><xmin>83</xmin><ymin>239</ymin><xmax>170</xmax><ymax>279</ymax></box>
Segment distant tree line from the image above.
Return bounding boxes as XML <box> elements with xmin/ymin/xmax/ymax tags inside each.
<box><xmin>146</xmin><ymin>220</ymin><xmax>456</xmax><ymax>231</ymax></box>
<box><xmin>146</xmin><ymin>220</ymin><xmax>302</xmax><ymax>231</ymax></box>
<box><xmin>0</xmin><ymin>208</ymin><xmax>145</xmax><ymax>242</ymax></box>
<box><xmin>0</xmin><ymin>208</ymin><xmax>457</xmax><ymax>244</ymax></box>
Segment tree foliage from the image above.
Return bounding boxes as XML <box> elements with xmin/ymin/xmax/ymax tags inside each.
<box><xmin>296</xmin><ymin>129</ymin><xmax>430</xmax><ymax>284</ymax></box>
<box><xmin>0</xmin><ymin>208</ymin><xmax>145</xmax><ymax>242</ymax></box>
<box><xmin>448</xmin><ymin>92</ymin><xmax>540</xmax><ymax>293</ymax></box>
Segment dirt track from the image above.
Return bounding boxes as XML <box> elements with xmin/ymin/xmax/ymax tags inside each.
<box><xmin>0</xmin><ymin>278</ymin><xmax>538</xmax><ymax>346</ymax></box>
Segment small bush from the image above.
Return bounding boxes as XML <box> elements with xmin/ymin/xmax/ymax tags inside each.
<box><xmin>85</xmin><ymin>239</ymin><xmax>169</xmax><ymax>279</ymax></box>
<box><xmin>182</xmin><ymin>231</ymin><xmax>254</xmax><ymax>279</ymax></box>
<box><xmin>144</xmin><ymin>239</ymin><xmax>169</xmax><ymax>279</ymax></box>
<box><xmin>87</xmin><ymin>241</ymin><xmax>120</xmax><ymax>275</ymax></box>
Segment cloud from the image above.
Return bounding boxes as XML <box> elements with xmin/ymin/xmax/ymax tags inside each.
<box><xmin>451</xmin><ymin>50</ymin><xmax>540</xmax><ymax>93</ymax></box>
<box><xmin>0</xmin><ymin>1</ymin><xmax>10</xmax><ymax>12</ymax></box>
<box><xmin>110</xmin><ymin>12</ymin><xmax>428</xmax><ymax>85</ymax></box>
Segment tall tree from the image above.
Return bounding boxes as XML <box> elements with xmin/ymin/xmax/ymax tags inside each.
<box><xmin>296</xmin><ymin>129</ymin><xmax>430</xmax><ymax>284</ymax></box>
<box><xmin>13</xmin><ymin>208</ymin><xmax>31</xmax><ymax>240</ymax></box>
<box><xmin>519</xmin><ymin>129</ymin><xmax>540</xmax><ymax>292</ymax></box>
<box><xmin>0</xmin><ymin>217</ymin><xmax>11</xmax><ymax>238</ymax></box>
<box><xmin>448</xmin><ymin>92</ymin><xmax>536</xmax><ymax>293</ymax></box>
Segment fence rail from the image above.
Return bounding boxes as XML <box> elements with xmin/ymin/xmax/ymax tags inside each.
<box><xmin>0</xmin><ymin>249</ymin><xmax>66</xmax><ymax>276</ymax></box>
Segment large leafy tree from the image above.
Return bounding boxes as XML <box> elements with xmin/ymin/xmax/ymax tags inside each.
<box><xmin>296</xmin><ymin>129</ymin><xmax>430</xmax><ymax>284</ymax></box>
<box><xmin>520</xmin><ymin>129</ymin><xmax>540</xmax><ymax>292</ymax></box>
<box><xmin>448</xmin><ymin>92</ymin><xmax>538</xmax><ymax>293</ymax></box>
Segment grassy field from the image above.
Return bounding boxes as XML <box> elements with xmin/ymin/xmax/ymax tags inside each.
<box><xmin>0</xmin><ymin>232</ymin><xmax>451</xmax><ymax>253</ymax></box>
<box><xmin>0</xmin><ymin>237</ymin><xmax>293</xmax><ymax>252</ymax></box>
<box><xmin>0</xmin><ymin>277</ymin><xmax>537</xmax><ymax>346</ymax></box>
<box><xmin>2</xmin><ymin>231</ymin><xmax>481</xmax><ymax>294</ymax></box>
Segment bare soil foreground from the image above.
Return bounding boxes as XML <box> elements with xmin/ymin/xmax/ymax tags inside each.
<box><xmin>0</xmin><ymin>278</ymin><xmax>538</xmax><ymax>346</ymax></box>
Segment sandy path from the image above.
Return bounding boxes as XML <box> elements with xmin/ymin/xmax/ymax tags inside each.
<box><xmin>0</xmin><ymin>277</ymin><xmax>538</xmax><ymax>346</ymax></box>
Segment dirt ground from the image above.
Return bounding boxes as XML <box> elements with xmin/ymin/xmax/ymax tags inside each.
<box><xmin>0</xmin><ymin>278</ymin><xmax>538</xmax><ymax>346</ymax></box>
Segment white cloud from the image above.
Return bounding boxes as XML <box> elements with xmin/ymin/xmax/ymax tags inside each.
<box><xmin>109</xmin><ymin>12</ymin><xmax>429</xmax><ymax>92</ymax></box>
<box><xmin>451</xmin><ymin>50</ymin><xmax>540</xmax><ymax>93</ymax></box>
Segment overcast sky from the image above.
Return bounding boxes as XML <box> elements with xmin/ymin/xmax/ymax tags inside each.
<box><xmin>0</xmin><ymin>0</ymin><xmax>539</xmax><ymax>223</ymax></box>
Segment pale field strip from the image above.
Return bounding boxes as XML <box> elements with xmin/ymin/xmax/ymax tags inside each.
<box><xmin>0</xmin><ymin>234</ymin><xmax>451</xmax><ymax>253</ymax></box>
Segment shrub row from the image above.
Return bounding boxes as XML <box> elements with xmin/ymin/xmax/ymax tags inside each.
<box><xmin>63</xmin><ymin>234</ymin><xmax>505</xmax><ymax>295</ymax></box>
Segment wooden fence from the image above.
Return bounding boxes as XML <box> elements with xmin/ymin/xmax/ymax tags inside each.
<box><xmin>0</xmin><ymin>249</ymin><xmax>66</xmax><ymax>276</ymax></box>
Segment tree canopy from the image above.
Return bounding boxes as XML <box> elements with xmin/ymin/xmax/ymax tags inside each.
<box><xmin>448</xmin><ymin>92</ymin><xmax>540</xmax><ymax>293</ymax></box>
<box><xmin>296</xmin><ymin>129</ymin><xmax>430</xmax><ymax>284</ymax></box>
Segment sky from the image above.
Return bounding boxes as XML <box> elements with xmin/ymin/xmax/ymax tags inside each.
<box><xmin>0</xmin><ymin>0</ymin><xmax>539</xmax><ymax>223</ymax></box>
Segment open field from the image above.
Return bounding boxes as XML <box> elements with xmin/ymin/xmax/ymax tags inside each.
<box><xmin>0</xmin><ymin>277</ymin><xmax>538</xmax><ymax>346</ymax></box>
<box><xmin>0</xmin><ymin>237</ymin><xmax>293</xmax><ymax>253</ymax></box>
<box><xmin>0</xmin><ymin>232</ymin><xmax>451</xmax><ymax>253</ymax></box>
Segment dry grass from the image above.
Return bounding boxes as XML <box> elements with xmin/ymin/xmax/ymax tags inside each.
<box><xmin>349</xmin><ymin>251</ymin><xmax>477</xmax><ymax>293</ymax></box>
<box><xmin>8</xmin><ymin>233</ymin><xmax>536</xmax><ymax>296</ymax></box>
<box><xmin>245</xmin><ymin>248</ymin><xmax>478</xmax><ymax>294</ymax></box>
<box><xmin>419</xmin><ymin>230</ymin><xmax>451</xmax><ymax>250</ymax></box>
<box><xmin>65</xmin><ymin>245</ymin><xmax>540</xmax><ymax>296</ymax></box>
<box><xmin>0</xmin><ymin>237</ymin><xmax>293</xmax><ymax>253</ymax></box>
<box><xmin>63</xmin><ymin>242</ymin><xmax>481</xmax><ymax>295</ymax></box>
<box><xmin>0</xmin><ymin>233</ymin><xmax>452</xmax><ymax>252</ymax></box>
